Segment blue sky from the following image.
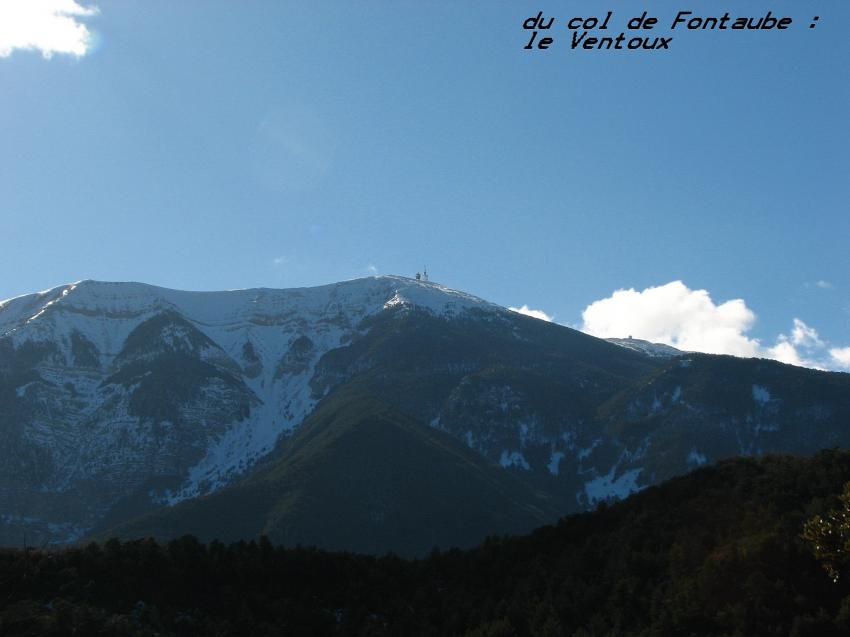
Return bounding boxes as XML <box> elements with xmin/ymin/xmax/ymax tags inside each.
<box><xmin>1</xmin><ymin>1</ymin><xmax>848</xmax><ymax>368</ymax></box>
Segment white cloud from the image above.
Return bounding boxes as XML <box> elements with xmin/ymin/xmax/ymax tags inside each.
<box><xmin>830</xmin><ymin>347</ymin><xmax>850</xmax><ymax>370</ymax></box>
<box><xmin>764</xmin><ymin>339</ymin><xmax>807</xmax><ymax>367</ymax></box>
<box><xmin>816</xmin><ymin>280</ymin><xmax>834</xmax><ymax>289</ymax></box>
<box><xmin>764</xmin><ymin>319</ymin><xmax>824</xmax><ymax>369</ymax></box>
<box><xmin>581</xmin><ymin>281</ymin><xmax>759</xmax><ymax>357</ymax></box>
<box><xmin>366</xmin><ymin>264</ymin><xmax>378</xmax><ymax>274</ymax></box>
<box><xmin>271</xmin><ymin>255</ymin><xmax>291</xmax><ymax>267</ymax></box>
<box><xmin>0</xmin><ymin>1</ymin><xmax>99</xmax><ymax>59</ymax></box>
<box><xmin>580</xmin><ymin>281</ymin><xmax>849</xmax><ymax>371</ymax></box>
<box><xmin>790</xmin><ymin>318</ymin><xmax>824</xmax><ymax>348</ymax></box>
<box><xmin>510</xmin><ymin>305</ymin><xmax>553</xmax><ymax>322</ymax></box>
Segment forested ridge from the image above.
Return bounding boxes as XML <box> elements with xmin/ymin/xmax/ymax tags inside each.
<box><xmin>4</xmin><ymin>450</ymin><xmax>850</xmax><ymax>636</ymax></box>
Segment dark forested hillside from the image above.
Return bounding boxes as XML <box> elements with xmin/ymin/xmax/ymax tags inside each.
<box><xmin>5</xmin><ymin>449</ymin><xmax>850</xmax><ymax>636</ymax></box>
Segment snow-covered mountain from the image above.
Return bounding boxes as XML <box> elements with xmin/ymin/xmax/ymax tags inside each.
<box><xmin>606</xmin><ymin>337</ymin><xmax>684</xmax><ymax>358</ymax></box>
<box><xmin>2</xmin><ymin>276</ymin><xmax>849</xmax><ymax>551</ymax></box>
<box><xmin>0</xmin><ymin>277</ymin><xmax>498</xmax><ymax>542</ymax></box>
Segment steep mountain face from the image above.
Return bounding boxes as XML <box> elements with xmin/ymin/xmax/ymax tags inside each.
<box><xmin>0</xmin><ymin>277</ymin><xmax>500</xmax><ymax>544</ymax></box>
<box><xmin>1</xmin><ymin>276</ymin><xmax>849</xmax><ymax>551</ymax></box>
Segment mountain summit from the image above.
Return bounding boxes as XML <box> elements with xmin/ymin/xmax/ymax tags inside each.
<box><xmin>2</xmin><ymin>277</ymin><xmax>849</xmax><ymax>553</ymax></box>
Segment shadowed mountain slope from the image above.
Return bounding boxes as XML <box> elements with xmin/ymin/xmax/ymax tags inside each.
<box><xmin>105</xmin><ymin>391</ymin><xmax>561</xmax><ymax>556</ymax></box>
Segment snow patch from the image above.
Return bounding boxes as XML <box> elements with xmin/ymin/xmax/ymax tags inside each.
<box><xmin>606</xmin><ymin>338</ymin><xmax>682</xmax><ymax>358</ymax></box>
<box><xmin>687</xmin><ymin>448</ymin><xmax>707</xmax><ymax>466</ymax></box>
<box><xmin>547</xmin><ymin>451</ymin><xmax>565</xmax><ymax>476</ymax></box>
<box><xmin>583</xmin><ymin>467</ymin><xmax>643</xmax><ymax>505</ymax></box>
<box><xmin>499</xmin><ymin>450</ymin><xmax>531</xmax><ymax>471</ymax></box>
<box><xmin>578</xmin><ymin>439</ymin><xmax>602</xmax><ymax>460</ymax></box>
<box><xmin>752</xmin><ymin>384</ymin><xmax>771</xmax><ymax>405</ymax></box>
<box><xmin>15</xmin><ymin>382</ymin><xmax>35</xmax><ymax>398</ymax></box>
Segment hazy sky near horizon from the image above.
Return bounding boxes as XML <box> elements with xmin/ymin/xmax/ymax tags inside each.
<box><xmin>1</xmin><ymin>1</ymin><xmax>848</xmax><ymax>369</ymax></box>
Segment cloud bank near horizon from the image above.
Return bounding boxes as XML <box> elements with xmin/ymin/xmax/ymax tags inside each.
<box><xmin>579</xmin><ymin>281</ymin><xmax>850</xmax><ymax>372</ymax></box>
<box><xmin>0</xmin><ymin>1</ymin><xmax>98</xmax><ymax>59</ymax></box>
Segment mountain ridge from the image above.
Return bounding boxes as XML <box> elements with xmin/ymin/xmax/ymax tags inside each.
<box><xmin>1</xmin><ymin>276</ymin><xmax>849</xmax><ymax>551</ymax></box>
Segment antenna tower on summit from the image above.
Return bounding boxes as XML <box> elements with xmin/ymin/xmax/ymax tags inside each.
<box><xmin>422</xmin><ymin>267</ymin><xmax>428</xmax><ymax>282</ymax></box>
